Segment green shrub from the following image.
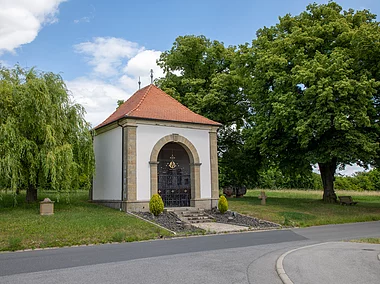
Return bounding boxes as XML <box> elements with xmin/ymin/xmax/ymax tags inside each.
<box><xmin>218</xmin><ymin>196</ymin><xmax>228</xmax><ymax>214</ymax></box>
<box><xmin>149</xmin><ymin>194</ymin><xmax>164</xmax><ymax>216</ymax></box>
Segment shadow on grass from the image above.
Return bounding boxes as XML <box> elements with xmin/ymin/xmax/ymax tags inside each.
<box><xmin>0</xmin><ymin>190</ymin><xmax>95</xmax><ymax>210</ymax></box>
<box><xmin>228</xmin><ymin>196</ymin><xmax>324</xmax><ymax>208</ymax></box>
<box><xmin>227</xmin><ymin>193</ymin><xmax>380</xmax><ymax>227</ymax></box>
<box><xmin>229</xmin><ymin>195</ymin><xmax>380</xmax><ymax>208</ymax></box>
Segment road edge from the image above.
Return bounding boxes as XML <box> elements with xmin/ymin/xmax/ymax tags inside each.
<box><xmin>276</xmin><ymin>242</ymin><xmax>330</xmax><ymax>284</ymax></box>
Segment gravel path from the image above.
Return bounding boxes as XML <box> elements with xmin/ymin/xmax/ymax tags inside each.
<box><xmin>135</xmin><ymin>209</ymin><xmax>280</xmax><ymax>233</ymax></box>
<box><xmin>205</xmin><ymin>208</ymin><xmax>281</xmax><ymax>229</ymax></box>
<box><xmin>134</xmin><ymin>211</ymin><xmax>202</xmax><ymax>233</ymax></box>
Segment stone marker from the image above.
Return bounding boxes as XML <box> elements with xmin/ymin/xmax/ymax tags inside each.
<box><xmin>40</xmin><ymin>198</ymin><xmax>55</xmax><ymax>215</ymax></box>
<box><xmin>258</xmin><ymin>191</ymin><xmax>267</xmax><ymax>205</ymax></box>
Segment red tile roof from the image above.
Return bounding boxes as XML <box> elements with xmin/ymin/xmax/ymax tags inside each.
<box><xmin>95</xmin><ymin>84</ymin><xmax>221</xmax><ymax>129</ymax></box>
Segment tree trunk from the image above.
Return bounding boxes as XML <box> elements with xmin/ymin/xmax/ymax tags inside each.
<box><xmin>318</xmin><ymin>159</ymin><xmax>338</xmax><ymax>203</ymax></box>
<box><xmin>26</xmin><ymin>183</ymin><xmax>37</xmax><ymax>203</ymax></box>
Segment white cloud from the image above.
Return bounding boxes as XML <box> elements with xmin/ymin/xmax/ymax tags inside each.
<box><xmin>313</xmin><ymin>164</ymin><xmax>368</xmax><ymax>176</ymax></box>
<box><xmin>66</xmin><ymin>77</ymin><xmax>130</xmax><ymax>127</ymax></box>
<box><xmin>74</xmin><ymin>16</ymin><xmax>90</xmax><ymax>24</ymax></box>
<box><xmin>74</xmin><ymin>37</ymin><xmax>143</xmax><ymax>77</ymax></box>
<box><xmin>337</xmin><ymin>165</ymin><xmax>370</xmax><ymax>176</ymax></box>
<box><xmin>69</xmin><ymin>37</ymin><xmax>166</xmax><ymax>127</ymax></box>
<box><xmin>118</xmin><ymin>75</ymin><xmax>137</xmax><ymax>93</ymax></box>
<box><xmin>0</xmin><ymin>0</ymin><xmax>65</xmax><ymax>54</ymax></box>
<box><xmin>0</xmin><ymin>60</ymin><xmax>10</xmax><ymax>67</ymax></box>
<box><xmin>73</xmin><ymin>5</ymin><xmax>95</xmax><ymax>24</ymax></box>
<box><xmin>124</xmin><ymin>50</ymin><xmax>163</xmax><ymax>77</ymax></box>
<box><xmin>119</xmin><ymin>49</ymin><xmax>164</xmax><ymax>89</ymax></box>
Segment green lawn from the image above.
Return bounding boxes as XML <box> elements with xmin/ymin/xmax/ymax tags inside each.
<box><xmin>2</xmin><ymin>189</ymin><xmax>379</xmax><ymax>252</ymax></box>
<box><xmin>0</xmin><ymin>190</ymin><xmax>172</xmax><ymax>251</ymax></box>
<box><xmin>227</xmin><ymin>189</ymin><xmax>380</xmax><ymax>227</ymax></box>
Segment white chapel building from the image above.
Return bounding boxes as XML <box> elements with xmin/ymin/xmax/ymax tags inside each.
<box><xmin>91</xmin><ymin>84</ymin><xmax>221</xmax><ymax>211</ymax></box>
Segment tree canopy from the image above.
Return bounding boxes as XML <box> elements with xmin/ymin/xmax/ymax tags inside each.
<box><xmin>243</xmin><ymin>2</ymin><xmax>380</xmax><ymax>201</ymax></box>
<box><xmin>0</xmin><ymin>66</ymin><xmax>94</xmax><ymax>202</ymax></box>
<box><xmin>157</xmin><ymin>35</ymin><xmax>249</xmax><ymax>127</ymax></box>
<box><xmin>157</xmin><ymin>2</ymin><xmax>380</xmax><ymax>201</ymax></box>
<box><xmin>157</xmin><ymin>35</ymin><xmax>260</xmax><ymax>187</ymax></box>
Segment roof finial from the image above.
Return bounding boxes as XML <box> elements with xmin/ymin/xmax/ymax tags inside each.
<box><xmin>150</xmin><ymin>69</ymin><xmax>154</xmax><ymax>84</ymax></box>
<box><xmin>138</xmin><ymin>76</ymin><xmax>141</xmax><ymax>90</ymax></box>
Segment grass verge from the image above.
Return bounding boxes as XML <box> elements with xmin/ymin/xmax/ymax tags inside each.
<box><xmin>227</xmin><ymin>189</ymin><xmax>380</xmax><ymax>227</ymax></box>
<box><xmin>0</xmin><ymin>190</ymin><xmax>172</xmax><ymax>251</ymax></box>
<box><xmin>350</xmin><ymin>238</ymin><xmax>380</xmax><ymax>244</ymax></box>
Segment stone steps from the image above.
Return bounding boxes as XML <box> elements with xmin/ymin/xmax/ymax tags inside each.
<box><xmin>186</xmin><ymin>218</ymin><xmax>212</xmax><ymax>224</ymax></box>
<box><xmin>170</xmin><ymin>208</ymin><xmax>215</xmax><ymax>224</ymax></box>
<box><xmin>181</xmin><ymin>213</ymin><xmax>207</xmax><ymax>217</ymax></box>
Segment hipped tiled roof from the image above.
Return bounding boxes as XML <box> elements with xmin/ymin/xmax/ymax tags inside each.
<box><xmin>95</xmin><ymin>84</ymin><xmax>221</xmax><ymax>129</ymax></box>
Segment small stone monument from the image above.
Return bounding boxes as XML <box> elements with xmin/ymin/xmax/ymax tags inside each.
<box><xmin>258</xmin><ymin>191</ymin><xmax>267</xmax><ymax>205</ymax></box>
<box><xmin>40</xmin><ymin>198</ymin><xmax>55</xmax><ymax>215</ymax></box>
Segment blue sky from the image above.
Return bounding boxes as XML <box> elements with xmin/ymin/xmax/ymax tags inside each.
<box><xmin>2</xmin><ymin>1</ymin><xmax>379</xmax><ymax>82</ymax></box>
<box><xmin>1</xmin><ymin>0</ymin><xmax>379</xmax><ymax>175</ymax></box>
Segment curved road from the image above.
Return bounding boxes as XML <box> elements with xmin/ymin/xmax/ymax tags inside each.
<box><xmin>1</xmin><ymin>221</ymin><xmax>379</xmax><ymax>284</ymax></box>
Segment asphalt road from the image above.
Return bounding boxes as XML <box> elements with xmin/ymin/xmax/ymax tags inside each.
<box><xmin>284</xmin><ymin>242</ymin><xmax>380</xmax><ymax>284</ymax></box>
<box><xmin>0</xmin><ymin>221</ymin><xmax>379</xmax><ymax>284</ymax></box>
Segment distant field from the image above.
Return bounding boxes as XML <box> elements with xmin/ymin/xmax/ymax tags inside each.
<box><xmin>227</xmin><ymin>189</ymin><xmax>380</xmax><ymax>227</ymax></box>
<box><xmin>0</xmin><ymin>190</ymin><xmax>172</xmax><ymax>251</ymax></box>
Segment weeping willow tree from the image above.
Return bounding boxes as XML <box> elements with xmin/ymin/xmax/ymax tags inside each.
<box><xmin>0</xmin><ymin>66</ymin><xmax>95</xmax><ymax>203</ymax></box>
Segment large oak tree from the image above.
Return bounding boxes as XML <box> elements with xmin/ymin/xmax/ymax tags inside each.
<box><xmin>157</xmin><ymin>35</ymin><xmax>260</xmax><ymax>187</ymax></box>
<box><xmin>243</xmin><ymin>2</ymin><xmax>380</xmax><ymax>202</ymax></box>
<box><xmin>0</xmin><ymin>66</ymin><xmax>94</xmax><ymax>202</ymax></box>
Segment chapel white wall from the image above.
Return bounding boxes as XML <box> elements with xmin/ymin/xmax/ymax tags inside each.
<box><xmin>136</xmin><ymin>124</ymin><xmax>211</xmax><ymax>200</ymax></box>
<box><xmin>93</xmin><ymin>127</ymin><xmax>122</xmax><ymax>200</ymax></box>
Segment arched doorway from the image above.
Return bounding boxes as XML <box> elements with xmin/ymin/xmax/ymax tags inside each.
<box><xmin>157</xmin><ymin>142</ymin><xmax>191</xmax><ymax>207</ymax></box>
<box><xmin>150</xmin><ymin>134</ymin><xmax>202</xmax><ymax>207</ymax></box>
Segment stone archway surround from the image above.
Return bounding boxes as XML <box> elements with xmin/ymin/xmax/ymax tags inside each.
<box><xmin>150</xmin><ymin>133</ymin><xmax>201</xmax><ymax>207</ymax></box>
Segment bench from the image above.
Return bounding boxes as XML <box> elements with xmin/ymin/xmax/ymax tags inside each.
<box><xmin>223</xmin><ymin>185</ymin><xmax>247</xmax><ymax>197</ymax></box>
<box><xmin>339</xmin><ymin>196</ymin><xmax>358</xmax><ymax>206</ymax></box>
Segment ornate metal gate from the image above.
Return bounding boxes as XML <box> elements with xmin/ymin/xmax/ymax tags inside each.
<box><xmin>158</xmin><ymin>169</ymin><xmax>191</xmax><ymax>207</ymax></box>
<box><xmin>157</xmin><ymin>143</ymin><xmax>191</xmax><ymax>207</ymax></box>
